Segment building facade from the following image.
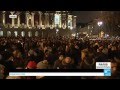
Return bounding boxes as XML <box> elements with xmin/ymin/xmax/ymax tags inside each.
<box><xmin>0</xmin><ymin>11</ymin><xmax>77</xmax><ymax>37</ymax></box>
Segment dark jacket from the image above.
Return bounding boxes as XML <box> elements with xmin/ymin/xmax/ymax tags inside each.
<box><xmin>97</xmin><ymin>53</ymin><xmax>108</xmax><ymax>62</ymax></box>
<box><xmin>53</xmin><ymin>60</ymin><xmax>62</xmax><ymax>69</ymax></box>
<box><xmin>58</xmin><ymin>59</ymin><xmax>75</xmax><ymax>69</ymax></box>
<box><xmin>79</xmin><ymin>59</ymin><xmax>96</xmax><ymax>69</ymax></box>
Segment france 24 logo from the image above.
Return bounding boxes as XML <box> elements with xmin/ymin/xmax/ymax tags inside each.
<box><xmin>104</xmin><ymin>69</ymin><xmax>111</xmax><ymax>76</ymax></box>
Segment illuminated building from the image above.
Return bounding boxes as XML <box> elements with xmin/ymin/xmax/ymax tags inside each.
<box><xmin>0</xmin><ymin>11</ymin><xmax>76</xmax><ymax>37</ymax></box>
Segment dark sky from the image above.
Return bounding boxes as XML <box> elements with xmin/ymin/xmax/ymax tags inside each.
<box><xmin>73</xmin><ymin>11</ymin><xmax>101</xmax><ymax>23</ymax></box>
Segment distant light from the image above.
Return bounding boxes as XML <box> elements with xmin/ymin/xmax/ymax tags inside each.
<box><xmin>56</xmin><ymin>29</ymin><xmax>59</xmax><ymax>34</ymax></box>
<box><xmin>70</xmin><ymin>27</ymin><xmax>73</xmax><ymax>30</ymax></box>
<box><xmin>56</xmin><ymin>29</ymin><xmax>59</xmax><ymax>32</ymax></box>
<box><xmin>107</xmin><ymin>34</ymin><xmax>109</xmax><ymax>37</ymax></box>
<box><xmin>105</xmin><ymin>34</ymin><xmax>109</xmax><ymax>38</ymax></box>
<box><xmin>72</xmin><ymin>34</ymin><xmax>76</xmax><ymax>37</ymax></box>
<box><xmin>97</xmin><ymin>21</ymin><xmax>103</xmax><ymax>26</ymax></box>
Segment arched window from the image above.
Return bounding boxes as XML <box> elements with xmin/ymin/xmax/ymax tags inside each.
<box><xmin>14</xmin><ymin>31</ymin><xmax>18</xmax><ymax>37</ymax></box>
<box><xmin>28</xmin><ymin>31</ymin><xmax>32</xmax><ymax>37</ymax></box>
<box><xmin>7</xmin><ymin>31</ymin><xmax>11</xmax><ymax>37</ymax></box>
<box><xmin>21</xmin><ymin>31</ymin><xmax>25</xmax><ymax>37</ymax></box>
<box><xmin>0</xmin><ymin>31</ymin><xmax>3</xmax><ymax>37</ymax></box>
<box><xmin>35</xmin><ymin>31</ymin><xmax>39</xmax><ymax>36</ymax></box>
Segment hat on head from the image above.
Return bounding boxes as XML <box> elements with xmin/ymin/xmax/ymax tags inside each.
<box><xmin>102</xmin><ymin>48</ymin><xmax>108</xmax><ymax>54</ymax></box>
<box><xmin>37</xmin><ymin>60</ymin><xmax>49</xmax><ymax>69</ymax></box>
<box><xmin>27</xmin><ymin>61</ymin><xmax>37</xmax><ymax>69</ymax></box>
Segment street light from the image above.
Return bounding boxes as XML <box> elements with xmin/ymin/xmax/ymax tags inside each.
<box><xmin>97</xmin><ymin>21</ymin><xmax>103</xmax><ymax>26</ymax></box>
<box><xmin>97</xmin><ymin>21</ymin><xmax>103</xmax><ymax>37</ymax></box>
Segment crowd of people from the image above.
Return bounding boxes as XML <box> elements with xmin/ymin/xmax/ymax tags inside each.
<box><xmin>0</xmin><ymin>36</ymin><xmax>120</xmax><ymax>79</ymax></box>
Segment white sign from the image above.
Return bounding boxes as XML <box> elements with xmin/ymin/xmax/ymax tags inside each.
<box><xmin>9</xmin><ymin>15</ymin><xmax>17</xmax><ymax>18</ymax></box>
<box><xmin>9</xmin><ymin>72</ymin><xmax>104</xmax><ymax>76</ymax></box>
<box><xmin>96</xmin><ymin>62</ymin><xmax>111</xmax><ymax>69</ymax></box>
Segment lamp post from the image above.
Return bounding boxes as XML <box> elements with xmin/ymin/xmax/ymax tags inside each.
<box><xmin>97</xmin><ymin>21</ymin><xmax>103</xmax><ymax>37</ymax></box>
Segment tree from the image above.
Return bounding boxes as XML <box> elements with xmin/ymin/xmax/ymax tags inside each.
<box><xmin>100</xmin><ymin>11</ymin><xmax>120</xmax><ymax>36</ymax></box>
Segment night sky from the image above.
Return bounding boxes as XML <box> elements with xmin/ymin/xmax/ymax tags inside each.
<box><xmin>73</xmin><ymin>11</ymin><xmax>101</xmax><ymax>23</ymax></box>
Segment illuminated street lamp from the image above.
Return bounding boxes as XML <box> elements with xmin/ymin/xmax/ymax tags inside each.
<box><xmin>97</xmin><ymin>21</ymin><xmax>103</xmax><ymax>37</ymax></box>
<box><xmin>97</xmin><ymin>21</ymin><xmax>103</xmax><ymax>26</ymax></box>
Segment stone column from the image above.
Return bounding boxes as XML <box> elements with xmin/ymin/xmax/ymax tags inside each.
<box><xmin>45</xmin><ymin>13</ymin><xmax>47</xmax><ymax>28</ymax></box>
<box><xmin>66</xmin><ymin>13</ymin><xmax>68</xmax><ymax>29</ymax></box>
<box><xmin>26</xmin><ymin>12</ymin><xmax>29</xmax><ymax>28</ymax></box>
<box><xmin>17</xmin><ymin>12</ymin><xmax>20</xmax><ymax>27</ymax></box>
<box><xmin>45</xmin><ymin>13</ymin><xmax>49</xmax><ymax>28</ymax></box>
<box><xmin>38</xmin><ymin>11</ymin><xmax>42</xmax><ymax>28</ymax></box>
<box><xmin>73</xmin><ymin>16</ymin><xmax>77</xmax><ymax>29</ymax></box>
<box><xmin>2</xmin><ymin>11</ymin><xmax>6</xmax><ymax>26</ymax></box>
<box><xmin>63</xmin><ymin>14</ymin><xmax>66</xmax><ymax>29</ymax></box>
<box><xmin>61</xmin><ymin>14</ymin><xmax>64</xmax><ymax>29</ymax></box>
<box><xmin>43</xmin><ymin>13</ymin><xmax>46</xmax><ymax>28</ymax></box>
<box><xmin>31</xmin><ymin>12</ymin><xmax>35</xmax><ymax>28</ymax></box>
<box><xmin>50</xmin><ymin>13</ymin><xmax>53</xmax><ymax>27</ymax></box>
<box><xmin>10</xmin><ymin>11</ymin><xmax>15</xmax><ymax>27</ymax></box>
<box><xmin>59</xmin><ymin>13</ymin><xmax>61</xmax><ymax>28</ymax></box>
<box><xmin>52</xmin><ymin>13</ymin><xmax>55</xmax><ymax>28</ymax></box>
<box><xmin>47</xmin><ymin>13</ymin><xmax>50</xmax><ymax>27</ymax></box>
<box><xmin>49</xmin><ymin>13</ymin><xmax>54</xmax><ymax>29</ymax></box>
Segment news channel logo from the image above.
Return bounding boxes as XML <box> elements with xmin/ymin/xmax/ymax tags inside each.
<box><xmin>96</xmin><ymin>62</ymin><xmax>111</xmax><ymax>69</ymax></box>
<box><xmin>104</xmin><ymin>69</ymin><xmax>111</xmax><ymax>76</ymax></box>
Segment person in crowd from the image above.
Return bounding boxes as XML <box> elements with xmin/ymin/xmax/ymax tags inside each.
<box><xmin>59</xmin><ymin>57</ymin><xmax>75</xmax><ymax>69</ymax></box>
<box><xmin>34</xmin><ymin>46</ymin><xmax>44</xmax><ymax>63</ymax></box>
<box><xmin>53</xmin><ymin>55</ymin><xmax>64</xmax><ymax>69</ymax></box>
<box><xmin>79</xmin><ymin>49</ymin><xmax>95</xmax><ymax>69</ymax></box>
<box><xmin>37</xmin><ymin>59</ymin><xmax>50</xmax><ymax>69</ymax></box>
<box><xmin>26</xmin><ymin>61</ymin><xmax>37</xmax><ymax>69</ymax></box>
<box><xmin>12</xmin><ymin>50</ymin><xmax>24</xmax><ymax>68</ymax></box>
<box><xmin>25</xmin><ymin>61</ymin><xmax>37</xmax><ymax>79</ymax></box>
<box><xmin>0</xmin><ymin>64</ymin><xmax>5</xmax><ymax>79</ymax></box>
<box><xmin>96</xmin><ymin>47</ymin><xmax>109</xmax><ymax>62</ymax></box>
<box><xmin>0</xmin><ymin>36</ymin><xmax>120</xmax><ymax>79</ymax></box>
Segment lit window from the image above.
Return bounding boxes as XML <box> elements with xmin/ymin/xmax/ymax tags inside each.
<box><xmin>0</xmin><ymin>31</ymin><xmax>3</xmax><ymax>37</ymax></box>
<box><xmin>21</xmin><ymin>31</ymin><xmax>25</xmax><ymax>37</ymax></box>
<box><xmin>7</xmin><ymin>31</ymin><xmax>11</xmax><ymax>37</ymax></box>
<box><xmin>28</xmin><ymin>31</ymin><xmax>32</xmax><ymax>37</ymax></box>
<box><xmin>35</xmin><ymin>31</ymin><xmax>39</xmax><ymax>36</ymax></box>
<box><xmin>14</xmin><ymin>31</ymin><xmax>18</xmax><ymax>37</ymax></box>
